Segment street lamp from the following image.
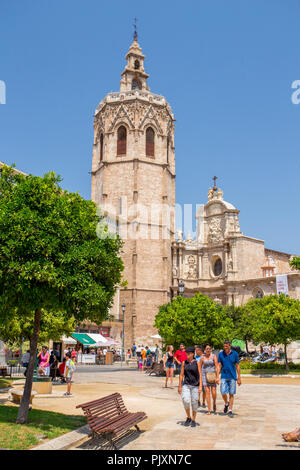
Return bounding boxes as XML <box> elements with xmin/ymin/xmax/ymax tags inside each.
<box><xmin>178</xmin><ymin>280</ymin><xmax>185</xmax><ymax>296</ymax></box>
<box><xmin>121</xmin><ymin>303</ymin><xmax>125</xmax><ymax>367</ymax></box>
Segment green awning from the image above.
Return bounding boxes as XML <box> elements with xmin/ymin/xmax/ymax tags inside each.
<box><xmin>71</xmin><ymin>333</ymin><xmax>96</xmax><ymax>346</ymax></box>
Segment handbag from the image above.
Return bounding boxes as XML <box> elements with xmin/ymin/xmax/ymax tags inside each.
<box><xmin>206</xmin><ymin>371</ymin><xmax>217</xmax><ymax>384</ymax></box>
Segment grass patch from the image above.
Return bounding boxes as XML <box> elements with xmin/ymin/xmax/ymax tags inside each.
<box><xmin>0</xmin><ymin>405</ymin><xmax>86</xmax><ymax>450</ymax></box>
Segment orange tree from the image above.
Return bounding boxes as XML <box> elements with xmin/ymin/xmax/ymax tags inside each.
<box><xmin>154</xmin><ymin>293</ymin><xmax>234</xmax><ymax>349</ymax></box>
<box><xmin>243</xmin><ymin>294</ymin><xmax>300</xmax><ymax>371</ymax></box>
<box><xmin>0</xmin><ymin>165</ymin><xmax>124</xmax><ymax>423</ymax></box>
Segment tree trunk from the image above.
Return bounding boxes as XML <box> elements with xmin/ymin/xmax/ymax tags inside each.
<box><xmin>16</xmin><ymin>308</ymin><xmax>41</xmax><ymax>424</ymax></box>
<box><xmin>284</xmin><ymin>344</ymin><xmax>289</xmax><ymax>372</ymax></box>
<box><xmin>245</xmin><ymin>340</ymin><xmax>249</xmax><ymax>354</ymax></box>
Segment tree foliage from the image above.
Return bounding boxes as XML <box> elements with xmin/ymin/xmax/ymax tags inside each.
<box><xmin>0</xmin><ymin>309</ymin><xmax>75</xmax><ymax>347</ymax></box>
<box><xmin>290</xmin><ymin>256</ymin><xmax>300</xmax><ymax>271</ymax></box>
<box><xmin>154</xmin><ymin>293</ymin><xmax>234</xmax><ymax>349</ymax></box>
<box><xmin>0</xmin><ymin>165</ymin><xmax>124</xmax><ymax>422</ymax></box>
<box><xmin>243</xmin><ymin>294</ymin><xmax>300</xmax><ymax>369</ymax></box>
<box><xmin>224</xmin><ymin>304</ymin><xmax>254</xmax><ymax>352</ymax></box>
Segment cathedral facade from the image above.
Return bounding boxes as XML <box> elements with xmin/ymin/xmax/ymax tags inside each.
<box><xmin>91</xmin><ymin>37</ymin><xmax>300</xmax><ymax>359</ymax></box>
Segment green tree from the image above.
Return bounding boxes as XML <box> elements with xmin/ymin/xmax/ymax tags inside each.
<box><xmin>290</xmin><ymin>257</ymin><xmax>300</xmax><ymax>271</ymax></box>
<box><xmin>0</xmin><ymin>308</ymin><xmax>75</xmax><ymax>348</ymax></box>
<box><xmin>224</xmin><ymin>304</ymin><xmax>253</xmax><ymax>353</ymax></box>
<box><xmin>0</xmin><ymin>165</ymin><xmax>124</xmax><ymax>423</ymax></box>
<box><xmin>243</xmin><ymin>294</ymin><xmax>300</xmax><ymax>370</ymax></box>
<box><xmin>154</xmin><ymin>293</ymin><xmax>234</xmax><ymax>349</ymax></box>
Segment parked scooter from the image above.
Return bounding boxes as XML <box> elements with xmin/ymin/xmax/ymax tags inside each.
<box><xmin>252</xmin><ymin>353</ymin><xmax>276</xmax><ymax>364</ymax></box>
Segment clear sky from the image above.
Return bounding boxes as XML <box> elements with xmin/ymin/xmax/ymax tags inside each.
<box><xmin>0</xmin><ymin>0</ymin><xmax>299</xmax><ymax>254</ymax></box>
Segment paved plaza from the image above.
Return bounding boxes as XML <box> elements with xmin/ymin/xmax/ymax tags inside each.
<box><xmin>5</xmin><ymin>365</ymin><xmax>300</xmax><ymax>450</ymax></box>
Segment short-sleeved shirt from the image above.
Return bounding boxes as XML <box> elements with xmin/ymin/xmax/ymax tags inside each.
<box><xmin>218</xmin><ymin>350</ymin><xmax>239</xmax><ymax>380</ymax></box>
<box><xmin>195</xmin><ymin>354</ymin><xmax>201</xmax><ymax>362</ymax></box>
<box><xmin>65</xmin><ymin>359</ymin><xmax>74</xmax><ymax>378</ymax></box>
<box><xmin>174</xmin><ymin>350</ymin><xmax>187</xmax><ymax>364</ymax></box>
<box><xmin>141</xmin><ymin>350</ymin><xmax>146</xmax><ymax>359</ymax></box>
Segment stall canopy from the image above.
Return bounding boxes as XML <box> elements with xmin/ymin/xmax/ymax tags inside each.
<box><xmin>71</xmin><ymin>333</ymin><xmax>96</xmax><ymax>346</ymax></box>
<box><xmin>71</xmin><ymin>332</ymin><xmax>120</xmax><ymax>348</ymax></box>
<box><xmin>87</xmin><ymin>333</ymin><xmax>108</xmax><ymax>344</ymax></box>
<box><xmin>62</xmin><ymin>336</ymin><xmax>77</xmax><ymax>345</ymax></box>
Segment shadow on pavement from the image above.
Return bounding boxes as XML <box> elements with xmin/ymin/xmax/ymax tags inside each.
<box><xmin>76</xmin><ymin>429</ymin><xmax>145</xmax><ymax>450</ymax></box>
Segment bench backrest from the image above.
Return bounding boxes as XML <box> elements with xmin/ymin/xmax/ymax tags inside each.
<box><xmin>76</xmin><ymin>393</ymin><xmax>128</xmax><ymax>422</ymax></box>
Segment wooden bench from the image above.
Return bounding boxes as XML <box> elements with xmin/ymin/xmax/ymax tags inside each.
<box><xmin>76</xmin><ymin>392</ymin><xmax>147</xmax><ymax>449</ymax></box>
<box><xmin>148</xmin><ymin>360</ymin><xmax>164</xmax><ymax>376</ymax></box>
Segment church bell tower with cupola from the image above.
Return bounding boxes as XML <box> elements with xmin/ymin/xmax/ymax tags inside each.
<box><xmin>91</xmin><ymin>32</ymin><xmax>176</xmax><ymax>348</ymax></box>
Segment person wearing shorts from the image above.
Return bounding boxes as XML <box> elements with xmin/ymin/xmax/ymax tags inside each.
<box><xmin>64</xmin><ymin>352</ymin><xmax>75</xmax><ymax>396</ymax></box>
<box><xmin>218</xmin><ymin>340</ymin><xmax>241</xmax><ymax>416</ymax></box>
<box><xmin>199</xmin><ymin>343</ymin><xmax>219</xmax><ymax>414</ymax></box>
<box><xmin>178</xmin><ymin>346</ymin><xmax>202</xmax><ymax>427</ymax></box>
<box><xmin>163</xmin><ymin>345</ymin><xmax>175</xmax><ymax>388</ymax></box>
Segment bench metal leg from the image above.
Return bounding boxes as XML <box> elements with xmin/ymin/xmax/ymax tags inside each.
<box><xmin>107</xmin><ymin>433</ymin><xmax>117</xmax><ymax>450</ymax></box>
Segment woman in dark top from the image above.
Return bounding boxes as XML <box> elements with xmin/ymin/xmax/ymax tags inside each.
<box><xmin>178</xmin><ymin>346</ymin><xmax>202</xmax><ymax>427</ymax></box>
<box><xmin>163</xmin><ymin>345</ymin><xmax>175</xmax><ymax>389</ymax></box>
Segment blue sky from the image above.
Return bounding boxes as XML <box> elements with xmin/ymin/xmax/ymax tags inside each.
<box><xmin>0</xmin><ymin>0</ymin><xmax>299</xmax><ymax>254</ymax></box>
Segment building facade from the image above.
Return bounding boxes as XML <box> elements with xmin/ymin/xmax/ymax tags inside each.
<box><xmin>91</xmin><ymin>38</ymin><xmax>300</xmax><ymax>359</ymax></box>
<box><xmin>91</xmin><ymin>37</ymin><xmax>175</xmax><ymax>349</ymax></box>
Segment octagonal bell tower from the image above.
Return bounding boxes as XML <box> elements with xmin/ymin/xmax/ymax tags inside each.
<box><xmin>91</xmin><ymin>34</ymin><xmax>176</xmax><ymax>349</ymax></box>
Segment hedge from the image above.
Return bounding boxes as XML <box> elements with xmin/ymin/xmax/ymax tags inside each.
<box><xmin>239</xmin><ymin>361</ymin><xmax>300</xmax><ymax>371</ymax></box>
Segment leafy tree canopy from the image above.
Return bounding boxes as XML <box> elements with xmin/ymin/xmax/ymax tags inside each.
<box><xmin>0</xmin><ymin>165</ymin><xmax>124</xmax><ymax>325</ymax></box>
<box><xmin>0</xmin><ymin>164</ymin><xmax>124</xmax><ymax>423</ymax></box>
<box><xmin>290</xmin><ymin>256</ymin><xmax>300</xmax><ymax>271</ymax></box>
<box><xmin>154</xmin><ymin>293</ymin><xmax>234</xmax><ymax>349</ymax></box>
<box><xmin>243</xmin><ymin>294</ymin><xmax>300</xmax><ymax>347</ymax></box>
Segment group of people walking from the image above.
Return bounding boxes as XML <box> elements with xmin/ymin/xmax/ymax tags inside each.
<box><xmin>163</xmin><ymin>340</ymin><xmax>241</xmax><ymax>427</ymax></box>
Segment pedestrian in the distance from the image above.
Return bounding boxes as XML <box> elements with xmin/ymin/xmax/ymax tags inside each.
<box><xmin>195</xmin><ymin>345</ymin><xmax>206</xmax><ymax>408</ymax></box>
<box><xmin>199</xmin><ymin>343</ymin><xmax>219</xmax><ymax>414</ymax></box>
<box><xmin>37</xmin><ymin>346</ymin><xmax>50</xmax><ymax>376</ymax></box>
<box><xmin>218</xmin><ymin>340</ymin><xmax>241</xmax><ymax>416</ymax></box>
<box><xmin>174</xmin><ymin>343</ymin><xmax>187</xmax><ymax>383</ymax></box>
<box><xmin>21</xmin><ymin>350</ymin><xmax>30</xmax><ymax>377</ymax></box>
<box><xmin>64</xmin><ymin>352</ymin><xmax>76</xmax><ymax>396</ymax></box>
<box><xmin>163</xmin><ymin>345</ymin><xmax>175</xmax><ymax>389</ymax></box>
<box><xmin>178</xmin><ymin>346</ymin><xmax>202</xmax><ymax>427</ymax></box>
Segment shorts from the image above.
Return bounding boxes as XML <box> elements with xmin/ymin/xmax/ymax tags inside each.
<box><xmin>220</xmin><ymin>378</ymin><xmax>236</xmax><ymax>395</ymax></box>
<box><xmin>166</xmin><ymin>363</ymin><xmax>175</xmax><ymax>369</ymax></box>
<box><xmin>66</xmin><ymin>376</ymin><xmax>73</xmax><ymax>383</ymax></box>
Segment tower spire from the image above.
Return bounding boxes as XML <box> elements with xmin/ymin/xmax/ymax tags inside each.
<box><xmin>133</xmin><ymin>17</ymin><xmax>138</xmax><ymax>42</ymax></box>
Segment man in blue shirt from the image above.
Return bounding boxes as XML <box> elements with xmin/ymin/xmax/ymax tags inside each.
<box><xmin>218</xmin><ymin>340</ymin><xmax>241</xmax><ymax>416</ymax></box>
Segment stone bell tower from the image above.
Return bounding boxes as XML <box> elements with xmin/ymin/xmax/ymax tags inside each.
<box><xmin>91</xmin><ymin>34</ymin><xmax>176</xmax><ymax>348</ymax></box>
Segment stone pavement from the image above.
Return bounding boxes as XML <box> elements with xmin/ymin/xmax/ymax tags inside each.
<box><xmin>122</xmin><ymin>384</ymin><xmax>300</xmax><ymax>450</ymax></box>
<box><xmin>4</xmin><ymin>368</ymin><xmax>300</xmax><ymax>450</ymax></box>
<box><xmin>69</xmin><ymin>372</ymin><xmax>300</xmax><ymax>450</ymax></box>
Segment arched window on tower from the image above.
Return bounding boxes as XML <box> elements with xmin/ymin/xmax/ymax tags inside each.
<box><xmin>146</xmin><ymin>127</ymin><xmax>155</xmax><ymax>157</ymax></box>
<box><xmin>134</xmin><ymin>60</ymin><xmax>140</xmax><ymax>70</ymax></box>
<box><xmin>117</xmin><ymin>126</ymin><xmax>127</xmax><ymax>155</ymax></box>
<box><xmin>132</xmin><ymin>79</ymin><xmax>142</xmax><ymax>90</ymax></box>
<box><xmin>99</xmin><ymin>133</ymin><xmax>104</xmax><ymax>162</ymax></box>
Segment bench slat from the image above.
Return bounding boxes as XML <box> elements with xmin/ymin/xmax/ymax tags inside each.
<box><xmin>76</xmin><ymin>393</ymin><xmax>147</xmax><ymax>447</ymax></box>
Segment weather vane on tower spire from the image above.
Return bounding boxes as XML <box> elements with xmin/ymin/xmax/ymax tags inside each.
<box><xmin>133</xmin><ymin>17</ymin><xmax>138</xmax><ymax>41</ymax></box>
